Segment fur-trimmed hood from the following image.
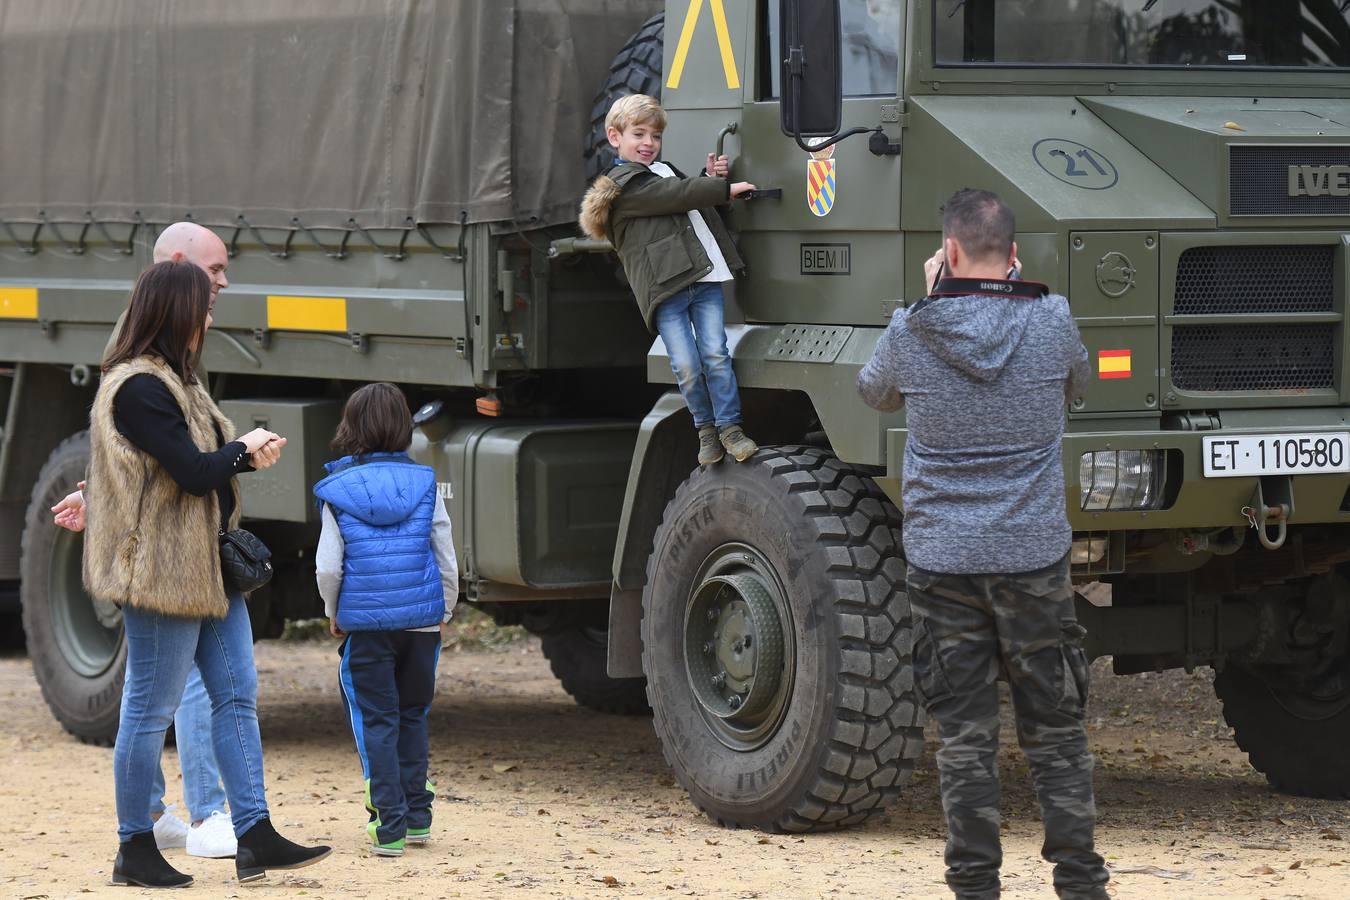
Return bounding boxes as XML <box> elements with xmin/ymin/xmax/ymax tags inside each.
<box><xmin>579</xmin><ymin>173</ymin><xmax>623</xmax><ymax>240</ymax></box>
<box><xmin>577</xmin><ymin>161</ymin><xmax>743</xmax><ymax>332</ymax></box>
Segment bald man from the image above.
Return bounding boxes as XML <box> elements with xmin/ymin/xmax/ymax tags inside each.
<box><xmin>54</xmin><ymin>222</ymin><xmax>271</xmax><ymax>860</ymax></box>
<box><xmin>103</xmin><ymin>222</ymin><xmax>231</xmax><ymax>361</ymax></box>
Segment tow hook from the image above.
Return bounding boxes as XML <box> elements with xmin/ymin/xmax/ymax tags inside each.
<box><xmin>1243</xmin><ymin>476</ymin><xmax>1293</xmax><ymax>550</ymax></box>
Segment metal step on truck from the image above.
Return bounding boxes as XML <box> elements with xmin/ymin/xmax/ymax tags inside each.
<box><xmin>1</xmin><ymin>0</ymin><xmax>1347</xmax><ymax>833</ymax></box>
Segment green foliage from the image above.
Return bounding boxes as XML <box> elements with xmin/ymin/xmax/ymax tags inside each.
<box><xmin>279</xmin><ymin>605</ymin><xmax>528</xmax><ymax>652</ymax></box>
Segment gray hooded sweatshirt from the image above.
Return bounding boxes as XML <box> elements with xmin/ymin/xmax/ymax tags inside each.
<box><xmin>857</xmin><ymin>288</ymin><xmax>1090</xmax><ymax>575</ymax></box>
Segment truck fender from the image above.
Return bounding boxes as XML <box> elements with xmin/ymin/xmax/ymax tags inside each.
<box><xmin>607</xmin><ymin>391</ymin><xmax>697</xmax><ymax>678</ymax></box>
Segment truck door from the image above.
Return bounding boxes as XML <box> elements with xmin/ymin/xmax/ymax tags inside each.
<box><xmin>731</xmin><ymin>0</ymin><xmax>903</xmax><ymax>327</ymax></box>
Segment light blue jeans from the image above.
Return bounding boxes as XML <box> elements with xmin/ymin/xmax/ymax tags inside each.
<box><xmin>654</xmin><ymin>281</ymin><xmax>742</xmax><ymax>429</ymax></box>
<box><xmin>148</xmin><ymin>664</ymin><xmax>227</xmax><ymax>822</ymax></box>
<box><xmin>115</xmin><ymin>593</ymin><xmax>268</xmax><ymax>841</ymax></box>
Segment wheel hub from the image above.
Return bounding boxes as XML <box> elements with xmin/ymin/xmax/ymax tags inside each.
<box><xmin>49</xmin><ymin>529</ymin><xmax>121</xmax><ymax>677</ymax></box>
<box><xmin>685</xmin><ymin>573</ymin><xmax>786</xmax><ymax>723</ymax></box>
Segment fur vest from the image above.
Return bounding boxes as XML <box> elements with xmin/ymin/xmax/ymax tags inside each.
<box><xmin>83</xmin><ymin>356</ymin><xmax>241</xmax><ymax>618</ymax></box>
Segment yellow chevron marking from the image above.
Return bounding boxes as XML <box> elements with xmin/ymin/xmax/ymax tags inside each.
<box><xmin>667</xmin><ymin>0</ymin><xmax>740</xmax><ymax>91</ymax></box>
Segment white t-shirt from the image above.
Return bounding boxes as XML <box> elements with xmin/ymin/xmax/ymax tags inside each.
<box><xmin>647</xmin><ymin>161</ymin><xmax>734</xmax><ymax>283</ymax></box>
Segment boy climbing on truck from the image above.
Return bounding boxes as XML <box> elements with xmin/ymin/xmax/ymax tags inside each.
<box><xmin>580</xmin><ymin>93</ymin><xmax>759</xmax><ymax>466</ymax></box>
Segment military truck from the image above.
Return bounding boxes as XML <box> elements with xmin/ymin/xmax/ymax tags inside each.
<box><xmin>2</xmin><ymin>0</ymin><xmax>1348</xmax><ymax>833</ymax></box>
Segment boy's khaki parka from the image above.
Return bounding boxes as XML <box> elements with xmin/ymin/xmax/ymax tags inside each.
<box><xmin>580</xmin><ymin>161</ymin><xmax>744</xmax><ymax>332</ymax></box>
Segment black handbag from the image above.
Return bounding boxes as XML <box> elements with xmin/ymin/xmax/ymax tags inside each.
<box><xmin>219</xmin><ymin>528</ymin><xmax>273</xmax><ymax>593</ymax></box>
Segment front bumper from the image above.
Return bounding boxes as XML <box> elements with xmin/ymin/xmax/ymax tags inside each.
<box><xmin>882</xmin><ymin>413</ymin><xmax>1350</xmax><ymax>531</ymax></box>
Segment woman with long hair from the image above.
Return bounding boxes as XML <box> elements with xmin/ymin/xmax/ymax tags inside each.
<box><xmin>85</xmin><ymin>260</ymin><xmax>330</xmax><ymax>887</ymax></box>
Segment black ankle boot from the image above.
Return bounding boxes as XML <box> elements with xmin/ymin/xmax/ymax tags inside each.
<box><xmin>112</xmin><ymin>831</ymin><xmax>193</xmax><ymax>888</ymax></box>
<box><xmin>235</xmin><ymin>818</ymin><xmax>331</xmax><ymax>883</ymax></box>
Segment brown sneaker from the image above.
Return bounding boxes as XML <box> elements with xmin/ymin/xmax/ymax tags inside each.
<box><xmin>697</xmin><ymin>425</ymin><xmax>725</xmax><ymax>465</ymax></box>
<box><xmin>718</xmin><ymin>424</ymin><xmax>758</xmax><ymax>462</ymax></box>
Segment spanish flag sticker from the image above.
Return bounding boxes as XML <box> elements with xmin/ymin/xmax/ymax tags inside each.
<box><xmin>1098</xmin><ymin>349</ymin><xmax>1132</xmax><ymax>379</ymax></box>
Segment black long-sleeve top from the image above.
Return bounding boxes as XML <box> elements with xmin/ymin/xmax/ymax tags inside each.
<box><xmin>112</xmin><ymin>374</ymin><xmax>252</xmax><ymax>531</ymax></box>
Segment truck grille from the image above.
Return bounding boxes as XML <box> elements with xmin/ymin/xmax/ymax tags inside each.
<box><xmin>1171</xmin><ymin>324</ymin><xmax>1334</xmax><ymax>392</ymax></box>
<box><xmin>1173</xmin><ymin>245</ymin><xmax>1334</xmax><ymax>314</ymax></box>
<box><xmin>1230</xmin><ymin>145</ymin><xmax>1350</xmax><ymax>217</ymax></box>
<box><xmin>1170</xmin><ymin>245</ymin><xmax>1338</xmax><ymax>393</ymax></box>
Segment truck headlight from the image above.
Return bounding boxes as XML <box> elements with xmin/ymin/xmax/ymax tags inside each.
<box><xmin>1079</xmin><ymin>450</ymin><xmax>1165</xmax><ymax>511</ymax></box>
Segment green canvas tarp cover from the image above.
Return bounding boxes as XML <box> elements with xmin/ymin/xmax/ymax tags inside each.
<box><xmin>0</xmin><ymin>0</ymin><xmax>660</xmax><ymax>230</ymax></box>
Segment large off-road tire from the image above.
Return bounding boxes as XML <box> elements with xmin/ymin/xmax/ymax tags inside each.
<box><xmin>540</xmin><ymin>625</ymin><xmax>651</xmax><ymax>715</ymax></box>
<box><xmin>1215</xmin><ymin>661</ymin><xmax>1350</xmax><ymax>798</ymax></box>
<box><xmin>20</xmin><ymin>431</ymin><xmax>125</xmax><ymax>745</ymax></box>
<box><xmin>642</xmin><ymin>446</ymin><xmax>924</xmax><ymax>832</ymax></box>
<box><xmin>583</xmin><ymin>13</ymin><xmax>664</xmax><ymax>183</ymax></box>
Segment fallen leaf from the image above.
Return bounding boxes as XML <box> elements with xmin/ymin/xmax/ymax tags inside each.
<box><xmin>705</xmin><ymin>838</ymin><xmax>720</xmax><ymax>846</ymax></box>
<box><xmin>1224</xmin><ymin>121</ymin><xmax>1245</xmax><ymax>131</ymax></box>
<box><xmin>492</xmin><ymin>762</ymin><xmax>519</xmax><ymax>774</ymax></box>
<box><xmin>1252</xmin><ymin>865</ymin><xmax>1276</xmax><ymax>875</ymax></box>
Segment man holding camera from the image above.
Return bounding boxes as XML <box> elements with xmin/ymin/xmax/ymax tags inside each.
<box><xmin>857</xmin><ymin>189</ymin><xmax>1106</xmax><ymax>900</ymax></box>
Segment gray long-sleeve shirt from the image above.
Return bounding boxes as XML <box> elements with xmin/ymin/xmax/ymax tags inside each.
<box><xmin>317</xmin><ymin>493</ymin><xmax>459</xmax><ymax>631</ymax></box>
<box><xmin>857</xmin><ymin>289</ymin><xmax>1090</xmax><ymax>574</ymax></box>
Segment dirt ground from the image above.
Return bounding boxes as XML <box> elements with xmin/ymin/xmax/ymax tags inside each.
<box><xmin>1</xmin><ymin>635</ymin><xmax>1348</xmax><ymax>900</ymax></box>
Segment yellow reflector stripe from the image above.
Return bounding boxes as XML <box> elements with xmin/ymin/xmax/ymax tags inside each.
<box><xmin>0</xmin><ymin>287</ymin><xmax>38</xmax><ymax>319</ymax></box>
<box><xmin>266</xmin><ymin>296</ymin><xmax>347</xmax><ymax>332</ymax></box>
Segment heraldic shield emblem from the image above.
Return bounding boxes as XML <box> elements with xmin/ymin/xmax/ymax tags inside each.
<box><xmin>807</xmin><ymin>158</ymin><xmax>836</xmax><ymax>216</ymax></box>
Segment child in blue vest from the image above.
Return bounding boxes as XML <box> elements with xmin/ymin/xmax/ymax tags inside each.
<box><xmin>313</xmin><ymin>383</ymin><xmax>458</xmax><ymax>857</ymax></box>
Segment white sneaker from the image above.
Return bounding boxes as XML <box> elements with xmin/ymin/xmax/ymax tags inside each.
<box><xmin>185</xmin><ymin>810</ymin><xmax>237</xmax><ymax>858</ymax></box>
<box><xmin>152</xmin><ymin>805</ymin><xmax>189</xmax><ymax>850</ymax></box>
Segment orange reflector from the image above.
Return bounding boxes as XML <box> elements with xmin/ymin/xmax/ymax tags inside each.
<box><xmin>475</xmin><ymin>395</ymin><xmax>502</xmax><ymax>417</ymax></box>
<box><xmin>1097</xmin><ymin>349</ymin><xmax>1132</xmax><ymax>380</ymax></box>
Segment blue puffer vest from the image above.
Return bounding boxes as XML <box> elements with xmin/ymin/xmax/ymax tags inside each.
<box><xmin>313</xmin><ymin>451</ymin><xmax>443</xmax><ymax>632</ymax></box>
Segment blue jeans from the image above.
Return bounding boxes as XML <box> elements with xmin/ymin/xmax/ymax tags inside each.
<box><xmin>115</xmin><ymin>593</ymin><xmax>268</xmax><ymax>841</ymax></box>
<box><xmin>654</xmin><ymin>282</ymin><xmax>742</xmax><ymax>429</ymax></box>
<box><xmin>149</xmin><ymin>664</ymin><xmax>227</xmax><ymax>822</ymax></box>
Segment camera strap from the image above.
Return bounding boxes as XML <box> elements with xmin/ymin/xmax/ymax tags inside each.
<box><xmin>929</xmin><ymin>277</ymin><xmax>1050</xmax><ymax>300</ymax></box>
<box><xmin>907</xmin><ymin>277</ymin><xmax>1051</xmax><ymax>315</ymax></box>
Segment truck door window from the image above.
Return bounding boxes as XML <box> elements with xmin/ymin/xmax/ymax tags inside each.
<box><xmin>759</xmin><ymin>0</ymin><xmax>900</xmax><ymax>99</ymax></box>
<box><xmin>935</xmin><ymin>0</ymin><xmax>1350</xmax><ymax>68</ymax></box>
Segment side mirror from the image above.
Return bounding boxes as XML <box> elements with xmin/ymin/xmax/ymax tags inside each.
<box><xmin>779</xmin><ymin>0</ymin><xmax>842</xmax><ymax>138</ymax></box>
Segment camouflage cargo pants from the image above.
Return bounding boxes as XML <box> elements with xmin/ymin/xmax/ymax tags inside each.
<box><xmin>907</xmin><ymin>555</ymin><xmax>1109</xmax><ymax>900</ymax></box>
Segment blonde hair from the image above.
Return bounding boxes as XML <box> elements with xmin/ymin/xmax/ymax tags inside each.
<box><xmin>605</xmin><ymin>94</ymin><xmax>667</xmax><ymax>134</ymax></box>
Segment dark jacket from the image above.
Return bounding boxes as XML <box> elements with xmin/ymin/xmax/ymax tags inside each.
<box><xmin>579</xmin><ymin>161</ymin><xmax>744</xmax><ymax>331</ymax></box>
<box><xmin>313</xmin><ymin>452</ymin><xmax>444</xmax><ymax>632</ymax></box>
<box><xmin>856</xmin><ymin>287</ymin><xmax>1090</xmax><ymax>575</ymax></box>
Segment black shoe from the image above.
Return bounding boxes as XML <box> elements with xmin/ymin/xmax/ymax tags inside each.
<box><xmin>234</xmin><ymin>818</ymin><xmax>332</xmax><ymax>883</ymax></box>
<box><xmin>111</xmin><ymin>831</ymin><xmax>193</xmax><ymax>888</ymax></box>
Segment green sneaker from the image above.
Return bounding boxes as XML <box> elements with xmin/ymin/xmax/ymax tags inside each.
<box><xmin>367</xmin><ymin>822</ymin><xmax>404</xmax><ymax>857</ymax></box>
<box><xmin>407</xmin><ymin>778</ymin><xmax>434</xmax><ymax>845</ymax></box>
<box><xmin>697</xmin><ymin>425</ymin><xmax>725</xmax><ymax>465</ymax></box>
<box><xmin>718</xmin><ymin>424</ymin><xmax>758</xmax><ymax>462</ymax></box>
